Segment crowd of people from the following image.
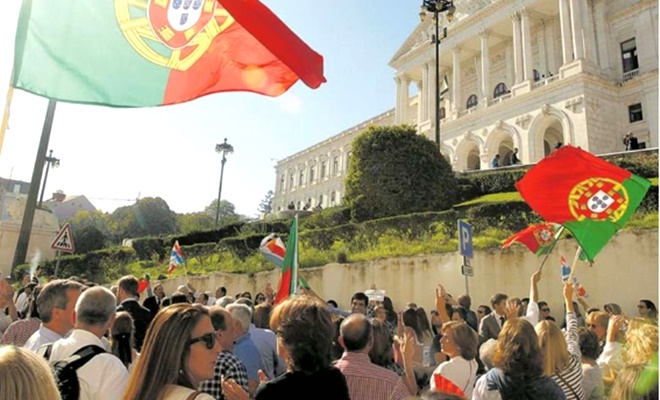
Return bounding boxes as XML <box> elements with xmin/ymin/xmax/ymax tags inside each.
<box><xmin>0</xmin><ymin>268</ymin><xmax>657</xmax><ymax>400</ymax></box>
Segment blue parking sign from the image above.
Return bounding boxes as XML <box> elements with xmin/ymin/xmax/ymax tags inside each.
<box><xmin>458</xmin><ymin>220</ymin><xmax>473</xmax><ymax>258</ymax></box>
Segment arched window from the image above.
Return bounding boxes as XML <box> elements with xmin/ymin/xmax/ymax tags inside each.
<box><xmin>533</xmin><ymin>69</ymin><xmax>541</xmax><ymax>82</ymax></box>
<box><xmin>493</xmin><ymin>82</ymin><xmax>508</xmax><ymax>98</ymax></box>
<box><xmin>439</xmin><ymin>107</ymin><xmax>446</xmax><ymax>120</ymax></box>
<box><xmin>466</xmin><ymin>94</ymin><xmax>478</xmax><ymax>109</ymax></box>
<box><xmin>331</xmin><ymin>191</ymin><xmax>336</xmax><ymax>203</ymax></box>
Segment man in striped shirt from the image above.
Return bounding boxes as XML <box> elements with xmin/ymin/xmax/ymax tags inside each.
<box><xmin>334</xmin><ymin>314</ymin><xmax>410</xmax><ymax>400</ymax></box>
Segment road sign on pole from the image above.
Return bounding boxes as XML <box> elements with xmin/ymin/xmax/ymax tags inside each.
<box><xmin>458</xmin><ymin>220</ymin><xmax>473</xmax><ymax>258</ymax></box>
<box><xmin>51</xmin><ymin>223</ymin><xmax>75</xmax><ymax>253</ymax></box>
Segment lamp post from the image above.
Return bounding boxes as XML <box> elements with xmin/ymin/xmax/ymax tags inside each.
<box><xmin>38</xmin><ymin>149</ymin><xmax>60</xmax><ymax>207</ymax></box>
<box><xmin>214</xmin><ymin>138</ymin><xmax>234</xmax><ymax>228</ymax></box>
<box><xmin>420</xmin><ymin>0</ymin><xmax>455</xmax><ymax>152</ymax></box>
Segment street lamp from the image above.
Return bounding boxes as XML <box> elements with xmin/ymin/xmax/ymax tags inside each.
<box><xmin>214</xmin><ymin>138</ymin><xmax>234</xmax><ymax>228</ymax></box>
<box><xmin>420</xmin><ymin>0</ymin><xmax>455</xmax><ymax>152</ymax></box>
<box><xmin>38</xmin><ymin>149</ymin><xmax>60</xmax><ymax>207</ymax></box>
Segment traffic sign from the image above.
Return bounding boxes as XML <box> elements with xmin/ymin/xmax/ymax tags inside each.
<box><xmin>462</xmin><ymin>258</ymin><xmax>474</xmax><ymax>277</ymax></box>
<box><xmin>458</xmin><ymin>220</ymin><xmax>473</xmax><ymax>258</ymax></box>
<box><xmin>51</xmin><ymin>223</ymin><xmax>75</xmax><ymax>253</ymax></box>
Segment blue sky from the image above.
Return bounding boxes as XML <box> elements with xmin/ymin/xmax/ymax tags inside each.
<box><xmin>0</xmin><ymin>1</ymin><xmax>418</xmax><ymax>216</ymax></box>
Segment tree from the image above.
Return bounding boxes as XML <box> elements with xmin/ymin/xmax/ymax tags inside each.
<box><xmin>177</xmin><ymin>212</ymin><xmax>215</xmax><ymax>234</ymax></box>
<box><xmin>204</xmin><ymin>199</ymin><xmax>242</xmax><ymax>227</ymax></box>
<box><xmin>343</xmin><ymin>125</ymin><xmax>458</xmax><ymax>221</ymax></box>
<box><xmin>257</xmin><ymin>190</ymin><xmax>274</xmax><ymax>214</ymax></box>
<box><xmin>108</xmin><ymin>197</ymin><xmax>178</xmax><ymax>239</ymax></box>
<box><xmin>66</xmin><ymin>210</ymin><xmax>111</xmax><ymax>253</ymax></box>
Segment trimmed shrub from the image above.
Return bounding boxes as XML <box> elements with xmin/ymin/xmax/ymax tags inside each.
<box><xmin>239</xmin><ymin>220</ymin><xmax>290</xmax><ymax>236</ymax></box>
<box><xmin>299</xmin><ymin>206</ymin><xmax>351</xmax><ymax>230</ymax></box>
<box><xmin>465</xmin><ymin>202</ymin><xmax>542</xmax><ymax>232</ymax></box>
<box><xmin>639</xmin><ymin>185</ymin><xmax>659</xmax><ymax>213</ymax></box>
<box><xmin>218</xmin><ymin>233</ymin><xmax>266</xmax><ymax>260</ymax></box>
<box><xmin>131</xmin><ymin>237</ymin><xmax>165</xmax><ymax>261</ymax></box>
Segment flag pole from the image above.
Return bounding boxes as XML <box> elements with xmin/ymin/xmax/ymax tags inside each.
<box><xmin>538</xmin><ymin>226</ymin><xmax>564</xmax><ymax>272</ymax></box>
<box><xmin>567</xmin><ymin>246</ymin><xmax>583</xmax><ymax>283</ymax></box>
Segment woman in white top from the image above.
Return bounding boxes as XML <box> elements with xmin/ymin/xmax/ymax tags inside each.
<box><xmin>430</xmin><ymin>285</ymin><xmax>479</xmax><ymax>398</ymax></box>
<box><xmin>122</xmin><ymin>304</ymin><xmax>220</xmax><ymax>400</ymax></box>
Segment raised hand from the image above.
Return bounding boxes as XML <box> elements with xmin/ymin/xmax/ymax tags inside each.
<box><xmin>504</xmin><ymin>299</ymin><xmax>520</xmax><ymax>320</ymax></box>
<box><xmin>221</xmin><ymin>379</ymin><xmax>249</xmax><ymax>400</ymax></box>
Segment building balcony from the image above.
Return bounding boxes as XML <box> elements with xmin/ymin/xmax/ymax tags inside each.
<box><xmin>622</xmin><ymin>69</ymin><xmax>640</xmax><ymax>82</ymax></box>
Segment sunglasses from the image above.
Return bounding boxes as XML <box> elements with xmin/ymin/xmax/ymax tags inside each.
<box><xmin>188</xmin><ymin>332</ymin><xmax>217</xmax><ymax>350</ymax></box>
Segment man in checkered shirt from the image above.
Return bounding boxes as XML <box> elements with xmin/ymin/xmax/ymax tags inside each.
<box><xmin>199</xmin><ymin>307</ymin><xmax>249</xmax><ymax>400</ymax></box>
<box><xmin>335</xmin><ymin>314</ymin><xmax>410</xmax><ymax>400</ymax></box>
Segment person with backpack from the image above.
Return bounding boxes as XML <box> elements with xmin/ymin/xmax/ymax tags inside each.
<box><xmin>45</xmin><ymin>286</ymin><xmax>129</xmax><ymax>400</ymax></box>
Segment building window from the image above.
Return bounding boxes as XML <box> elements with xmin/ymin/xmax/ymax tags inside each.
<box><xmin>297</xmin><ymin>201</ymin><xmax>302</xmax><ymax>209</ymax></box>
<box><xmin>280</xmin><ymin>175</ymin><xmax>285</xmax><ymax>191</ymax></box>
<box><xmin>309</xmin><ymin>166</ymin><xmax>315</xmax><ymax>183</ymax></box>
<box><xmin>439</xmin><ymin>107</ymin><xmax>446</xmax><ymax>120</ymax></box>
<box><xmin>621</xmin><ymin>38</ymin><xmax>639</xmax><ymax>73</ymax></box>
<box><xmin>321</xmin><ymin>161</ymin><xmax>327</xmax><ymax>178</ymax></box>
<box><xmin>318</xmin><ymin>195</ymin><xmax>324</xmax><ymax>207</ymax></box>
<box><xmin>299</xmin><ymin>170</ymin><xmax>304</xmax><ymax>186</ymax></box>
<box><xmin>493</xmin><ymin>82</ymin><xmax>508</xmax><ymax>99</ymax></box>
<box><xmin>289</xmin><ymin>174</ymin><xmax>294</xmax><ymax>189</ymax></box>
<box><xmin>466</xmin><ymin>94</ymin><xmax>478</xmax><ymax>109</ymax></box>
<box><xmin>331</xmin><ymin>191</ymin><xmax>336</xmax><ymax>203</ymax></box>
<box><xmin>629</xmin><ymin>103</ymin><xmax>643</xmax><ymax>123</ymax></box>
<box><xmin>333</xmin><ymin>156</ymin><xmax>339</xmax><ymax>174</ymax></box>
<box><xmin>533</xmin><ymin>69</ymin><xmax>541</xmax><ymax>82</ymax></box>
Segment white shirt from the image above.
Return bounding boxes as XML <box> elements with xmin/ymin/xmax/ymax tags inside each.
<box><xmin>24</xmin><ymin>324</ymin><xmax>63</xmax><ymax>351</ymax></box>
<box><xmin>430</xmin><ymin>356</ymin><xmax>478</xmax><ymax>398</ymax></box>
<box><xmin>14</xmin><ymin>292</ymin><xmax>29</xmax><ymax>314</ymax></box>
<box><xmin>162</xmin><ymin>385</ymin><xmax>214</xmax><ymax>400</ymax></box>
<box><xmin>49</xmin><ymin>329</ymin><xmax>129</xmax><ymax>400</ymax></box>
<box><xmin>0</xmin><ymin>312</ymin><xmax>12</xmax><ymax>334</ymax></box>
<box><xmin>524</xmin><ymin>300</ymin><xmax>540</xmax><ymax>326</ymax></box>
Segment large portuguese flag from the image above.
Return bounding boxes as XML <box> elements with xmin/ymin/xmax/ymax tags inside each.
<box><xmin>11</xmin><ymin>0</ymin><xmax>325</xmax><ymax>107</ymax></box>
<box><xmin>516</xmin><ymin>146</ymin><xmax>651</xmax><ymax>261</ymax></box>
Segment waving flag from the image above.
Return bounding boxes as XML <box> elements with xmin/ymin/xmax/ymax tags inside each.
<box><xmin>559</xmin><ymin>255</ymin><xmax>589</xmax><ymax>298</ymax></box>
<box><xmin>260</xmin><ymin>233</ymin><xmax>310</xmax><ymax>290</ymax></box>
<box><xmin>168</xmin><ymin>241</ymin><xmax>184</xmax><ymax>274</ymax></box>
<box><xmin>516</xmin><ymin>146</ymin><xmax>651</xmax><ymax>261</ymax></box>
<box><xmin>502</xmin><ymin>223</ymin><xmax>563</xmax><ymax>255</ymax></box>
<box><xmin>274</xmin><ymin>218</ymin><xmax>300</xmax><ymax>305</ymax></box>
<box><xmin>12</xmin><ymin>0</ymin><xmax>325</xmax><ymax>107</ymax></box>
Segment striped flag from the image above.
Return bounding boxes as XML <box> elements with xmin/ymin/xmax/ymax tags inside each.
<box><xmin>274</xmin><ymin>217</ymin><xmax>299</xmax><ymax>305</ymax></box>
<box><xmin>260</xmin><ymin>233</ymin><xmax>310</xmax><ymax>290</ymax></box>
<box><xmin>168</xmin><ymin>241</ymin><xmax>184</xmax><ymax>275</ymax></box>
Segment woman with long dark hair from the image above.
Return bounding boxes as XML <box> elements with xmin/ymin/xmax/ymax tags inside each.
<box><xmin>110</xmin><ymin>311</ymin><xmax>139</xmax><ymax>371</ymax></box>
<box><xmin>122</xmin><ymin>304</ymin><xmax>220</xmax><ymax>400</ymax></box>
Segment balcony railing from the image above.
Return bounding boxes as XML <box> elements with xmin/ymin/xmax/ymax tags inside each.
<box><xmin>623</xmin><ymin>69</ymin><xmax>639</xmax><ymax>81</ymax></box>
<box><xmin>532</xmin><ymin>74</ymin><xmax>559</xmax><ymax>89</ymax></box>
<box><xmin>491</xmin><ymin>93</ymin><xmax>512</xmax><ymax>105</ymax></box>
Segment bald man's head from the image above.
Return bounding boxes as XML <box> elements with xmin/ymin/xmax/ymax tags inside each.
<box><xmin>339</xmin><ymin>314</ymin><xmax>372</xmax><ymax>352</ymax></box>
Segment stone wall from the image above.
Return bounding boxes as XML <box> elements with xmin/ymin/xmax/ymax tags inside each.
<box><xmin>157</xmin><ymin>229</ymin><xmax>658</xmax><ymax>320</ymax></box>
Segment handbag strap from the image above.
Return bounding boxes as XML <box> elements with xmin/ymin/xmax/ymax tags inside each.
<box><xmin>556</xmin><ymin>370</ymin><xmax>580</xmax><ymax>399</ymax></box>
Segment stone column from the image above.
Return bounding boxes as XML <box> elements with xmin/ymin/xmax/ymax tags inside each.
<box><xmin>636</xmin><ymin>8</ymin><xmax>658</xmax><ymax>73</ymax></box>
<box><xmin>521</xmin><ymin>8</ymin><xmax>534</xmax><ymax>81</ymax></box>
<box><xmin>511</xmin><ymin>12</ymin><xmax>523</xmax><ymax>84</ymax></box>
<box><xmin>416</xmin><ymin>81</ymin><xmax>424</xmax><ymax>126</ymax></box>
<box><xmin>401</xmin><ymin>75</ymin><xmax>410</xmax><ymax>123</ymax></box>
<box><xmin>593</xmin><ymin>0</ymin><xmax>612</xmax><ymax>76</ymax></box>
<box><xmin>427</xmin><ymin>61</ymin><xmax>436</xmax><ymax>124</ymax></box>
<box><xmin>420</xmin><ymin>63</ymin><xmax>429</xmax><ymax>122</ymax></box>
<box><xmin>452</xmin><ymin>47</ymin><xmax>462</xmax><ymax>113</ymax></box>
<box><xmin>545</xmin><ymin>22</ymin><xmax>557</xmax><ymax>74</ymax></box>
<box><xmin>537</xmin><ymin>21</ymin><xmax>548</xmax><ymax>77</ymax></box>
<box><xmin>395</xmin><ymin>75</ymin><xmax>403</xmax><ymax>124</ymax></box>
<box><xmin>583</xmin><ymin>0</ymin><xmax>598</xmax><ymax>65</ymax></box>
<box><xmin>569</xmin><ymin>0</ymin><xmax>585</xmax><ymax>60</ymax></box>
<box><xmin>480</xmin><ymin>30</ymin><xmax>491</xmax><ymax>104</ymax></box>
<box><xmin>558</xmin><ymin>0</ymin><xmax>573</xmax><ymax>64</ymax></box>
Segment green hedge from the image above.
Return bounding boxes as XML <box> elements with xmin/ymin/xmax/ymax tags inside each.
<box><xmin>15</xmin><ymin>247</ymin><xmax>136</xmax><ymax>284</ymax></box>
<box><xmin>131</xmin><ymin>237</ymin><xmax>164</xmax><ymax>261</ymax></box>
<box><xmin>218</xmin><ymin>233</ymin><xmax>266</xmax><ymax>259</ymax></box>
<box><xmin>299</xmin><ymin>206</ymin><xmax>351</xmax><ymax>230</ymax></box>
<box><xmin>300</xmin><ymin>210</ymin><xmax>459</xmax><ymax>251</ymax></box>
<box><xmin>465</xmin><ymin>202</ymin><xmax>542</xmax><ymax>232</ymax></box>
<box><xmin>639</xmin><ymin>185</ymin><xmax>659</xmax><ymax>213</ymax></box>
<box><xmin>239</xmin><ymin>220</ymin><xmax>291</xmax><ymax>236</ymax></box>
<box><xmin>604</xmin><ymin>151</ymin><xmax>658</xmax><ymax>178</ymax></box>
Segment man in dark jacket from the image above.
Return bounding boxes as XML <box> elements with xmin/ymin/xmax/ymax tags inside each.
<box><xmin>142</xmin><ymin>282</ymin><xmax>165</xmax><ymax>318</ymax></box>
<box><xmin>116</xmin><ymin>275</ymin><xmax>153</xmax><ymax>351</ymax></box>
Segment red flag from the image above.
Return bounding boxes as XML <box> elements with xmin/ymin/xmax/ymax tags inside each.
<box><xmin>433</xmin><ymin>374</ymin><xmax>466</xmax><ymax>398</ymax></box>
<box><xmin>501</xmin><ymin>223</ymin><xmax>563</xmax><ymax>255</ymax></box>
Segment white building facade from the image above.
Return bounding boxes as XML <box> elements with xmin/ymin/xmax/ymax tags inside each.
<box><xmin>273</xmin><ymin>0</ymin><xmax>658</xmax><ymax>211</ymax></box>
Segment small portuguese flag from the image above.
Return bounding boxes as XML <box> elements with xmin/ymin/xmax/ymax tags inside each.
<box><xmin>516</xmin><ymin>146</ymin><xmax>651</xmax><ymax>261</ymax></box>
<box><xmin>274</xmin><ymin>216</ymin><xmax>299</xmax><ymax>305</ymax></box>
<box><xmin>502</xmin><ymin>222</ymin><xmax>563</xmax><ymax>255</ymax></box>
<box><xmin>12</xmin><ymin>0</ymin><xmax>325</xmax><ymax>107</ymax></box>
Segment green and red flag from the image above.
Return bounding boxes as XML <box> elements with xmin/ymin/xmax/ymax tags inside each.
<box><xmin>502</xmin><ymin>222</ymin><xmax>563</xmax><ymax>255</ymax></box>
<box><xmin>516</xmin><ymin>145</ymin><xmax>651</xmax><ymax>261</ymax></box>
<box><xmin>273</xmin><ymin>216</ymin><xmax>299</xmax><ymax>305</ymax></box>
<box><xmin>12</xmin><ymin>0</ymin><xmax>325</xmax><ymax>107</ymax></box>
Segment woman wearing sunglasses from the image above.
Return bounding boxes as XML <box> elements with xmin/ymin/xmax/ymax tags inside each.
<box><xmin>123</xmin><ymin>303</ymin><xmax>220</xmax><ymax>400</ymax></box>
